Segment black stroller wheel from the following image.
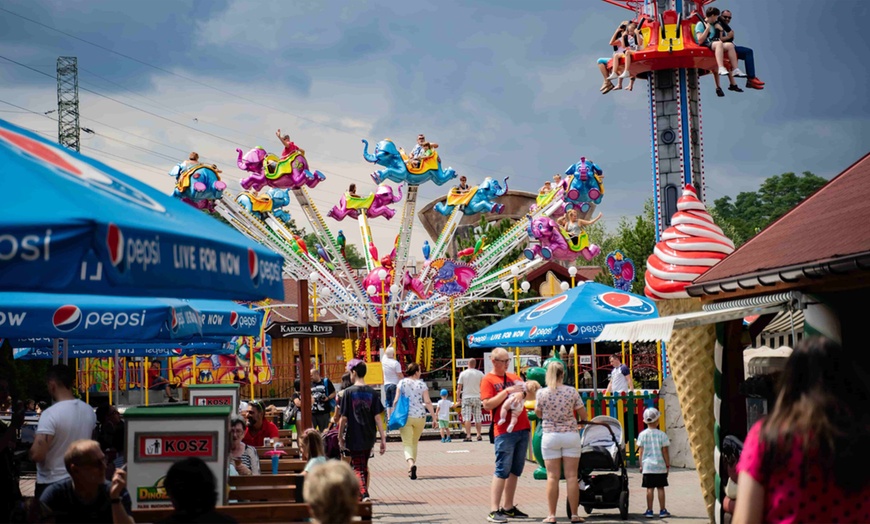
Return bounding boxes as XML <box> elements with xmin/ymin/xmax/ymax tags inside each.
<box><xmin>619</xmin><ymin>490</ymin><xmax>629</xmax><ymax>520</ymax></box>
<box><xmin>565</xmin><ymin>498</ymin><xmax>594</xmax><ymax>519</ymax></box>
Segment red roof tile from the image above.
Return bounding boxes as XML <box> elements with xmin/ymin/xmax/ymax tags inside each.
<box><xmin>693</xmin><ymin>152</ymin><xmax>870</xmax><ymax>286</ymax></box>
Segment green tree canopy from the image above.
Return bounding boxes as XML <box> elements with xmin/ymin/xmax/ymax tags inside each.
<box><xmin>711</xmin><ymin>171</ymin><xmax>827</xmax><ymax>246</ymax></box>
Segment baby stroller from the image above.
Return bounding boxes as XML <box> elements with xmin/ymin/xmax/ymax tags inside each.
<box><xmin>567</xmin><ymin>415</ymin><xmax>629</xmax><ymax>520</ymax></box>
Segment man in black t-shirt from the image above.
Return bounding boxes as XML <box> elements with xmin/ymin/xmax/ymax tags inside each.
<box><xmin>338</xmin><ymin>360</ymin><xmax>386</xmax><ymax>502</ymax></box>
<box><xmin>717</xmin><ymin>10</ymin><xmax>765</xmax><ymax>89</ymax></box>
<box><xmin>39</xmin><ymin>439</ymin><xmax>133</xmax><ymax>524</ymax></box>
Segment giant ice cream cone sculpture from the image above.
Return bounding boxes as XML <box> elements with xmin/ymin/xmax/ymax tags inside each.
<box><xmin>645</xmin><ymin>185</ymin><xmax>735</xmax><ymax>521</ymax></box>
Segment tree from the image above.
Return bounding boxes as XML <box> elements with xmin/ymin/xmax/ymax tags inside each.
<box><xmin>711</xmin><ymin>171</ymin><xmax>827</xmax><ymax>246</ymax></box>
<box><xmin>590</xmin><ymin>200</ymin><xmax>656</xmax><ymax>294</ymax></box>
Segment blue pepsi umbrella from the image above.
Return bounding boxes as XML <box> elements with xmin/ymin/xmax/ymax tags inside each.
<box><xmin>0</xmin><ymin>119</ymin><xmax>284</xmax><ymax>301</ymax></box>
<box><xmin>12</xmin><ymin>340</ymin><xmax>235</xmax><ymax>360</ymax></box>
<box><xmin>188</xmin><ymin>300</ymin><xmax>264</xmax><ymax>337</ymax></box>
<box><xmin>468</xmin><ymin>282</ymin><xmax>658</xmax><ymax>348</ymax></box>
<box><xmin>0</xmin><ymin>292</ymin><xmax>202</xmax><ymax>340</ymax></box>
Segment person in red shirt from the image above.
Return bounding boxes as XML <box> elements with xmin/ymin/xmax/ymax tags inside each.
<box><xmin>275</xmin><ymin>129</ymin><xmax>301</xmax><ymax>158</ymax></box>
<box><xmin>734</xmin><ymin>337</ymin><xmax>870</xmax><ymax>523</ymax></box>
<box><xmin>242</xmin><ymin>400</ymin><xmax>279</xmax><ymax>447</ymax></box>
<box><xmin>481</xmin><ymin>348</ymin><xmax>530</xmax><ymax>523</ymax></box>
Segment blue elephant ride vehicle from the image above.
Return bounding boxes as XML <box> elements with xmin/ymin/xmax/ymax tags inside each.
<box><xmin>362</xmin><ymin>138</ymin><xmax>457</xmax><ymax>186</ymax></box>
<box><xmin>434</xmin><ymin>176</ymin><xmax>509</xmax><ymax>216</ymax></box>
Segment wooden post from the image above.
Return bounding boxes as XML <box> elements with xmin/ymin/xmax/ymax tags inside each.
<box><xmin>298</xmin><ymin>279</ymin><xmax>312</xmax><ymax>431</ymax></box>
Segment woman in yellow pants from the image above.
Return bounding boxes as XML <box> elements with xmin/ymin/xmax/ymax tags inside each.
<box><xmin>394</xmin><ymin>363</ymin><xmax>436</xmax><ymax>479</ymax></box>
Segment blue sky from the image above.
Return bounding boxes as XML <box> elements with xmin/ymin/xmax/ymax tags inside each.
<box><xmin>2</xmin><ymin>0</ymin><xmax>869</xmax><ymax>259</ymax></box>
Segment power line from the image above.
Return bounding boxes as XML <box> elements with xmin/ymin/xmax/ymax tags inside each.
<box><xmin>0</xmin><ymin>7</ymin><xmax>526</xmax><ymax>183</ymax></box>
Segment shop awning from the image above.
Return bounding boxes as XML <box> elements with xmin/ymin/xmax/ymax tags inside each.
<box><xmin>595</xmin><ymin>292</ymin><xmax>805</xmax><ymax>343</ymax></box>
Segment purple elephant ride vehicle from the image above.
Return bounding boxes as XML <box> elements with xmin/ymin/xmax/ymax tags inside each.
<box><xmin>170</xmin><ymin>163</ymin><xmax>226</xmax><ymax>213</ymax></box>
<box><xmin>434</xmin><ymin>177</ymin><xmax>509</xmax><ymax>216</ymax></box>
<box><xmin>236</xmin><ymin>146</ymin><xmax>325</xmax><ymax>191</ymax></box>
<box><xmin>563</xmin><ymin>156</ymin><xmax>604</xmax><ymax>213</ymax></box>
<box><xmin>524</xmin><ymin>215</ymin><xmax>601</xmax><ymax>262</ymax></box>
<box><xmin>327</xmin><ymin>184</ymin><xmax>403</xmax><ymax>221</ymax></box>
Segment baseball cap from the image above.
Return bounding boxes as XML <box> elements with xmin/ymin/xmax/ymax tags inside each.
<box><xmin>643</xmin><ymin>407</ymin><xmax>660</xmax><ymax>424</ymax></box>
<box><xmin>440</xmin><ymin>389</ymin><xmax>449</xmax><ymax>396</ymax></box>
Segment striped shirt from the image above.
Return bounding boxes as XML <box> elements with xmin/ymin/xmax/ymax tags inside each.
<box><xmin>636</xmin><ymin>428</ymin><xmax>670</xmax><ymax>474</ymax></box>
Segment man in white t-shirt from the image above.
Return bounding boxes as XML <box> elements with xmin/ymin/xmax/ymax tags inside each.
<box><xmin>605</xmin><ymin>354</ymin><xmax>632</xmax><ymax>394</ymax></box>
<box><xmin>457</xmin><ymin>358</ymin><xmax>485</xmax><ymax>442</ymax></box>
<box><xmin>30</xmin><ymin>365</ymin><xmax>97</xmax><ymax>498</ymax></box>
<box><xmin>380</xmin><ymin>346</ymin><xmax>404</xmax><ymax>419</ymax></box>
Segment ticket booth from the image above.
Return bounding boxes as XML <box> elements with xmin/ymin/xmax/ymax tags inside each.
<box><xmin>124</xmin><ymin>405</ymin><xmax>232</xmax><ymax>510</ymax></box>
<box><xmin>187</xmin><ymin>384</ymin><xmax>241</xmax><ymax>414</ymax></box>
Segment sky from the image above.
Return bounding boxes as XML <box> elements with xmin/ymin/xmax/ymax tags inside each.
<box><xmin>2</xmin><ymin>0</ymin><xmax>869</xmax><ymax>266</ymax></box>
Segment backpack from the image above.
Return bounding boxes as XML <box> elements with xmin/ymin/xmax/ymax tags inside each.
<box><xmin>325</xmin><ymin>378</ymin><xmax>336</xmax><ymax>411</ymax></box>
<box><xmin>322</xmin><ymin>427</ymin><xmax>342</xmax><ymax>459</ymax></box>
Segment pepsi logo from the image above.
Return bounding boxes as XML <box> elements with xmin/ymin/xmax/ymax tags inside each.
<box><xmin>529</xmin><ymin>326</ymin><xmax>537</xmax><ymax>337</ymax></box>
<box><xmin>523</xmin><ymin>294</ymin><xmax>568</xmax><ymax>321</ymax></box>
<box><xmin>53</xmin><ymin>305</ymin><xmax>82</xmax><ymax>333</ymax></box>
<box><xmin>595</xmin><ymin>292</ymin><xmax>655</xmax><ymax>316</ymax></box>
<box><xmin>171</xmin><ymin>348</ymin><xmax>183</xmax><ymax>356</ymax></box>
<box><xmin>248</xmin><ymin>249</ymin><xmax>258</xmax><ymax>282</ymax></box>
<box><xmin>107</xmin><ymin>224</ymin><xmax>124</xmax><ymax>267</ymax></box>
<box><xmin>170</xmin><ymin>308</ymin><xmax>179</xmax><ymax>333</ymax></box>
<box><xmin>229</xmin><ymin>311</ymin><xmax>239</xmax><ymax>329</ymax></box>
<box><xmin>0</xmin><ymin>127</ymin><xmax>166</xmax><ymax>213</ymax></box>
<box><xmin>468</xmin><ymin>335</ymin><xmax>474</xmax><ymax>344</ymax></box>
<box><xmin>566</xmin><ymin>323</ymin><xmax>579</xmax><ymax>336</ymax></box>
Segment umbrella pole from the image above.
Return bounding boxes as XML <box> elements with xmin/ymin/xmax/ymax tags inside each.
<box><xmin>451</xmin><ymin>297</ymin><xmax>457</xmax><ymax>402</ymax></box>
<box><xmin>629</xmin><ymin>342</ymin><xmax>634</xmax><ymax>381</ymax></box>
<box><xmin>144</xmin><ymin>357</ymin><xmax>150</xmax><ymax>406</ymax></box>
<box><xmin>249</xmin><ymin>337</ymin><xmax>255</xmax><ymax>401</ymax></box>
<box><xmin>85</xmin><ymin>358</ymin><xmax>90</xmax><ymax>404</ymax></box>
<box><xmin>108</xmin><ymin>358</ymin><xmax>114</xmax><ymax>406</ymax></box>
<box><xmin>52</xmin><ymin>339</ymin><xmax>59</xmax><ymax>365</ymax></box>
<box><xmin>62</xmin><ymin>339</ymin><xmax>68</xmax><ymax>365</ymax></box>
<box><xmin>591</xmin><ymin>340</ymin><xmax>598</xmax><ymax>392</ymax></box>
<box><xmin>573</xmin><ymin>344</ymin><xmax>579</xmax><ymax>389</ymax></box>
<box><xmin>113</xmin><ymin>349</ymin><xmax>119</xmax><ymax>406</ymax></box>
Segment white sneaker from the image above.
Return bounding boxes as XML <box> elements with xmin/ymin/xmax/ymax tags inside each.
<box><xmin>618</xmin><ymin>70</ymin><xmax>631</xmax><ymax>79</ymax></box>
<box><xmin>718</xmin><ymin>67</ymin><xmax>729</xmax><ymax>76</ymax></box>
<box><xmin>606</xmin><ymin>72</ymin><xmax>618</xmax><ymax>80</ymax></box>
<box><xmin>732</xmin><ymin>68</ymin><xmax>747</xmax><ymax>78</ymax></box>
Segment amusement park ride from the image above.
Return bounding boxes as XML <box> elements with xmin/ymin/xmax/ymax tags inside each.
<box><xmin>165</xmin><ymin>0</ymin><xmax>739</xmax><ymax>366</ymax></box>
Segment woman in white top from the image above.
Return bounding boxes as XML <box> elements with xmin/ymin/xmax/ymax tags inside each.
<box><xmin>535</xmin><ymin>361</ymin><xmax>588</xmax><ymax>523</ymax></box>
<box><xmin>393</xmin><ymin>362</ymin><xmax>435</xmax><ymax>480</ymax></box>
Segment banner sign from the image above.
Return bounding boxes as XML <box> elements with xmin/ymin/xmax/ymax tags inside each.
<box><xmin>266</xmin><ymin>322</ymin><xmax>347</xmax><ymax>338</ymax></box>
<box><xmin>194</xmin><ymin>396</ymin><xmax>233</xmax><ymax>407</ymax></box>
<box><xmin>135</xmin><ymin>432</ymin><xmax>217</xmax><ymax>462</ymax></box>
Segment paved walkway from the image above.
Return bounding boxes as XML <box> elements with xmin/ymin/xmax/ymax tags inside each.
<box><xmin>20</xmin><ymin>437</ymin><xmax>710</xmax><ymax>523</ymax></box>
<box><xmin>370</xmin><ymin>437</ymin><xmax>709</xmax><ymax>523</ymax></box>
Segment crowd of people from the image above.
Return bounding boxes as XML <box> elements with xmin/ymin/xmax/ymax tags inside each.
<box><xmin>3</xmin><ymin>335</ymin><xmax>869</xmax><ymax>523</ymax></box>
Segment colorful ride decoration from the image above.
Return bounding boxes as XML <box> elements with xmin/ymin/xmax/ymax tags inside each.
<box><xmin>644</xmin><ymin>185</ymin><xmax>735</xmax><ymax>300</ymax></box>
<box><xmin>402</xmin><ymin>271</ymin><xmax>430</xmax><ymax>300</ymax></box>
<box><xmin>563</xmin><ymin>157</ymin><xmax>604</xmax><ymax>214</ymax></box>
<box><xmin>327</xmin><ymin>184</ymin><xmax>404</xmax><ymax>221</ymax></box>
<box><xmin>457</xmin><ymin>237</ymin><xmax>487</xmax><ymax>262</ymax></box>
<box><xmin>362</xmin><ymin>139</ymin><xmax>457</xmax><ymax>186</ymax></box>
<box><xmin>236</xmin><ymin>187</ymin><xmax>293</xmax><ymax>223</ymax></box>
<box><xmin>430</xmin><ymin>258</ymin><xmax>476</xmax><ymax>296</ymax></box>
<box><xmin>169</xmin><ymin>335</ymin><xmax>273</xmax><ymax>387</ymax></box>
<box><xmin>531</xmin><ymin>184</ymin><xmax>566</xmax><ymax>217</ymax></box>
<box><xmin>524</xmin><ymin>216</ymin><xmax>601</xmax><ymax>262</ymax></box>
<box><xmin>170</xmin><ymin>163</ymin><xmax>227</xmax><ymax>212</ymax></box>
<box><xmin>606</xmin><ymin>250</ymin><xmax>636</xmax><ymax>292</ymax></box>
<box><xmin>236</xmin><ymin>146</ymin><xmax>325</xmax><ymax>191</ymax></box>
<box><xmin>434</xmin><ymin>177</ymin><xmax>509</xmax><ymax>216</ymax></box>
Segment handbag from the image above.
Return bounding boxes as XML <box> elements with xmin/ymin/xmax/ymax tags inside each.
<box><xmin>388</xmin><ymin>381</ymin><xmax>410</xmax><ymax>431</ymax></box>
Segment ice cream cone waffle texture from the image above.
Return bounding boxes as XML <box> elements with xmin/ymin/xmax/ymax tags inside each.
<box><xmin>659</xmin><ymin>297</ymin><xmax>716</xmax><ymax>522</ymax></box>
